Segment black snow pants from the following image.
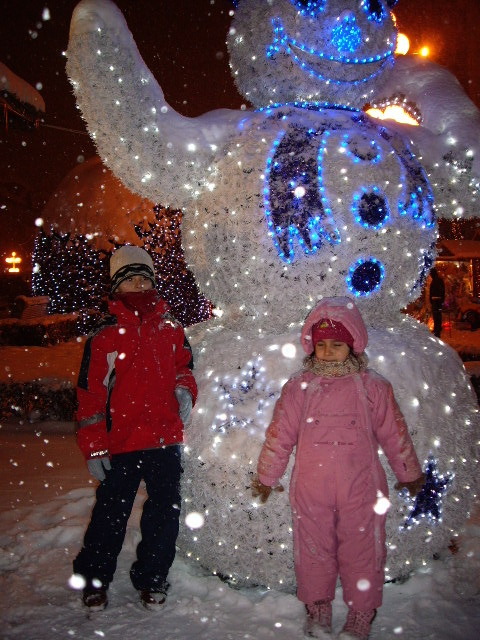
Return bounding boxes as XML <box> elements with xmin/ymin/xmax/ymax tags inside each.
<box><xmin>73</xmin><ymin>445</ymin><xmax>182</xmax><ymax>591</ymax></box>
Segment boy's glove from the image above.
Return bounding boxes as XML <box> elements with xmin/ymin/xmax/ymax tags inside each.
<box><xmin>87</xmin><ymin>457</ymin><xmax>111</xmax><ymax>482</ymax></box>
<box><xmin>251</xmin><ymin>475</ymin><xmax>284</xmax><ymax>504</ymax></box>
<box><xmin>175</xmin><ymin>387</ymin><xmax>193</xmax><ymax>424</ymax></box>
<box><xmin>395</xmin><ymin>473</ymin><xmax>426</xmax><ymax>497</ymax></box>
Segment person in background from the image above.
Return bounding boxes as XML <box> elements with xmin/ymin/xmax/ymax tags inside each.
<box><xmin>252</xmin><ymin>297</ymin><xmax>424</xmax><ymax>640</ymax></box>
<box><xmin>72</xmin><ymin>245</ymin><xmax>197</xmax><ymax>612</ymax></box>
<box><xmin>429</xmin><ymin>267</ymin><xmax>446</xmax><ymax>338</ymax></box>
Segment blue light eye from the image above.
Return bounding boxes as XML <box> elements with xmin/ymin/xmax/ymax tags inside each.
<box><xmin>361</xmin><ymin>0</ymin><xmax>387</xmax><ymax>23</ymax></box>
<box><xmin>292</xmin><ymin>0</ymin><xmax>327</xmax><ymax>18</ymax></box>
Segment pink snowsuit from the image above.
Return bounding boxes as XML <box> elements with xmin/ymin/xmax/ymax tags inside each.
<box><xmin>257</xmin><ymin>298</ymin><xmax>422</xmax><ymax>610</ymax></box>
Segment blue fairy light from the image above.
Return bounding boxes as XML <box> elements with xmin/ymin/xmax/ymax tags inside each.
<box><xmin>255</xmin><ymin>101</ymin><xmax>360</xmax><ymax>114</ymax></box>
<box><xmin>331</xmin><ymin>14</ymin><xmax>362</xmax><ymax>54</ymax></box>
<box><xmin>340</xmin><ymin>131</ymin><xmax>381</xmax><ymax>164</ymax></box>
<box><xmin>263</xmin><ymin>118</ymin><xmax>340</xmax><ymax>263</ymax></box>
<box><xmin>266</xmin><ymin>18</ymin><xmax>394</xmax><ymax>86</ymax></box>
<box><xmin>259</xmin><ymin>104</ymin><xmax>434</xmax><ymax>266</ymax></box>
<box><xmin>346</xmin><ymin>258</ymin><xmax>385</xmax><ymax>296</ymax></box>
<box><xmin>292</xmin><ymin>0</ymin><xmax>327</xmax><ymax>18</ymax></box>
<box><xmin>377</xmin><ymin>125</ymin><xmax>435</xmax><ymax>229</ymax></box>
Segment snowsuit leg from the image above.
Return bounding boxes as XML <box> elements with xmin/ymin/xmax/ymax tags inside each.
<box><xmin>130</xmin><ymin>445</ymin><xmax>183</xmax><ymax>590</ymax></box>
<box><xmin>336</xmin><ymin>497</ymin><xmax>386</xmax><ymax>610</ymax></box>
<box><xmin>73</xmin><ymin>451</ymin><xmax>143</xmax><ymax>589</ymax></box>
<box><xmin>293</xmin><ymin>497</ymin><xmax>338</xmax><ymax>604</ymax></box>
<box><xmin>292</xmin><ymin>490</ymin><xmax>386</xmax><ymax>610</ymax></box>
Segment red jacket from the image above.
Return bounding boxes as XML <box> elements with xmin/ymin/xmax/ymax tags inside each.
<box><xmin>76</xmin><ymin>297</ymin><xmax>197</xmax><ymax>459</ymax></box>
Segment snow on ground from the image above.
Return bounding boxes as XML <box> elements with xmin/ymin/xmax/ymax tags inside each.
<box><xmin>0</xmin><ymin>422</ymin><xmax>479</xmax><ymax>639</ymax></box>
<box><xmin>0</xmin><ymin>321</ymin><xmax>479</xmax><ymax>639</ymax></box>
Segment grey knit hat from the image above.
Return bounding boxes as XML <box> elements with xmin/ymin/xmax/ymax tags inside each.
<box><xmin>110</xmin><ymin>246</ymin><xmax>156</xmax><ymax>292</ymax></box>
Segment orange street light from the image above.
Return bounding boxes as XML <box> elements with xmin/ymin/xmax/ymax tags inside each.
<box><xmin>5</xmin><ymin>251</ymin><xmax>22</xmax><ymax>273</ymax></box>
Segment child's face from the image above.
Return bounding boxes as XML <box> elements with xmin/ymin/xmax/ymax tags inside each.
<box><xmin>314</xmin><ymin>339</ymin><xmax>350</xmax><ymax>363</ymax></box>
<box><xmin>116</xmin><ymin>275</ymin><xmax>153</xmax><ymax>294</ymax></box>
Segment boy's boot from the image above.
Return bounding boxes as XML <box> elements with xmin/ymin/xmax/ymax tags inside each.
<box><xmin>82</xmin><ymin>587</ymin><xmax>108</xmax><ymax>612</ymax></box>
<box><xmin>338</xmin><ymin>608</ymin><xmax>376</xmax><ymax>640</ymax></box>
<box><xmin>139</xmin><ymin>581</ymin><xmax>170</xmax><ymax>611</ymax></box>
<box><xmin>304</xmin><ymin>599</ymin><xmax>333</xmax><ymax>638</ymax></box>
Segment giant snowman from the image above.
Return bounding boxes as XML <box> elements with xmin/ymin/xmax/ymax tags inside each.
<box><xmin>66</xmin><ymin>0</ymin><xmax>480</xmax><ymax>589</ymax></box>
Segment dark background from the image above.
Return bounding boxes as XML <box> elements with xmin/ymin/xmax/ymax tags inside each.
<box><xmin>1</xmin><ymin>0</ymin><xmax>479</xmax><ymax>266</ymax></box>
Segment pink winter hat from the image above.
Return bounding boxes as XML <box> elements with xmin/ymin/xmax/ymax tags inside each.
<box><xmin>301</xmin><ymin>297</ymin><xmax>368</xmax><ymax>355</ymax></box>
<box><xmin>311</xmin><ymin>318</ymin><xmax>354</xmax><ymax>349</ymax></box>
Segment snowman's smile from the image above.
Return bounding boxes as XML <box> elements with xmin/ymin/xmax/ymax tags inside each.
<box><xmin>268</xmin><ymin>18</ymin><xmax>394</xmax><ymax>86</ymax></box>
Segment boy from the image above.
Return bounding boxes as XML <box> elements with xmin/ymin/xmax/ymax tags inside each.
<box><xmin>72</xmin><ymin>245</ymin><xmax>197</xmax><ymax>611</ymax></box>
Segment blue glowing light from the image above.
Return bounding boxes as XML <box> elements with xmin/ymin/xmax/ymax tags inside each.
<box><xmin>401</xmin><ymin>456</ymin><xmax>454</xmax><ymax>529</ymax></box>
<box><xmin>264</xmin><ymin>124</ymin><xmax>340</xmax><ymax>263</ymax></box>
<box><xmin>255</xmin><ymin>101</ymin><xmax>359</xmax><ymax>115</ymax></box>
<box><xmin>331</xmin><ymin>14</ymin><xmax>362</xmax><ymax>54</ymax></box>
<box><xmin>266</xmin><ymin>18</ymin><xmax>394</xmax><ymax>86</ymax></box>
<box><xmin>259</xmin><ymin>105</ymin><xmax>434</xmax><ymax>275</ymax></box>
<box><xmin>340</xmin><ymin>131</ymin><xmax>381</xmax><ymax>164</ymax></box>
<box><xmin>378</xmin><ymin>125</ymin><xmax>435</xmax><ymax>229</ymax></box>
<box><xmin>292</xmin><ymin>0</ymin><xmax>326</xmax><ymax>18</ymax></box>
<box><xmin>347</xmin><ymin>258</ymin><xmax>385</xmax><ymax>296</ymax></box>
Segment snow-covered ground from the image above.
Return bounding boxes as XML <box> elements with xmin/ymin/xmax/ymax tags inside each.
<box><xmin>0</xmin><ymin>418</ymin><xmax>479</xmax><ymax>639</ymax></box>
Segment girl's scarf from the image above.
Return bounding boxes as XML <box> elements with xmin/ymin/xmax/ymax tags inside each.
<box><xmin>303</xmin><ymin>352</ymin><xmax>368</xmax><ymax>377</ymax></box>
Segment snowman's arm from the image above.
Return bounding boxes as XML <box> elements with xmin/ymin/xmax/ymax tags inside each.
<box><xmin>66</xmin><ymin>0</ymin><xmax>245</xmax><ymax>207</ymax></box>
<box><xmin>374</xmin><ymin>55</ymin><xmax>480</xmax><ymax>179</ymax></box>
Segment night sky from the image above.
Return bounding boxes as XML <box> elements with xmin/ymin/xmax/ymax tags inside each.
<box><xmin>1</xmin><ymin>0</ymin><xmax>479</xmax><ymax>264</ymax></box>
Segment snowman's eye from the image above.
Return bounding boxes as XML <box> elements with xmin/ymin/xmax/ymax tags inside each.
<box><xmin>361</xmin><ymin>0</ymin><xmax>387</xmax><ymax>23</ymax></box>
<box><xmin>292</xmin><ymin>0</ymin><xmax>327</xmax><ymax>18</ymax></box>
<box><xmin>360</xmin><ymin>0</ymin><xmax>387</xmax><ymax>22</ymax></box>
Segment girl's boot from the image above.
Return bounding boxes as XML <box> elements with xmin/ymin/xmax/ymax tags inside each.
<box><xmin>304</xmin><ymin>599</ymin><xmax>333</xmax><ymax>638</ymax></box>
<box><xmin>338</xmin><ymin>608</ymin><xmax>376</xmax><ymax>640</ymax></box>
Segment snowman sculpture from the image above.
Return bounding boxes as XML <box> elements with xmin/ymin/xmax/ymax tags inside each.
<box><xmin>67</xmin><ymin>0</ymin><xmax>479</xmax><ymax>589</ymax></box>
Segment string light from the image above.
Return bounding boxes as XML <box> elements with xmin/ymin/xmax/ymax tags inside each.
<box><xmin>400</xmin><ymin>456</ymin><xmax>454</xmax><ymax>529</ymax></box>
<box><xmin>228</xmin><ymin>0</ymin><xmax>398</xmax><ymax>109</ymax></box>
<box><xmin>267</xmin><ymin>17</ymin><xmax>394</xmax><ymax>87</ymax></box>
<box><xmin>32</xmin><ymin>207</ymin><xmax>212</xmax><ymax>330</ymax></box>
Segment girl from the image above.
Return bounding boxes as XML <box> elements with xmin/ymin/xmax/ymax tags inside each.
<box><xmin>252</xmin><ymin>297</ymin><xmax>424</xmax><ymax>639</ymax></box>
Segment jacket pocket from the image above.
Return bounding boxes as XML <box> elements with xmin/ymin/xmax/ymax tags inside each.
<box><xmin>309</xmin><ymin>413</ymin><xmax>358</xmax><ymax>446</ymax></box>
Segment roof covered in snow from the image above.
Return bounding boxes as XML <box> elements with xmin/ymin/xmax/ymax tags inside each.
<box><xmin>41</xmin><ymin>156</ymin><xmax>156</xmax><ymax>248</ymax></box>
<box><xmin>0</xmin><ymin>61</ymin><xmax>45</xmax><ymax>112</ymax></box>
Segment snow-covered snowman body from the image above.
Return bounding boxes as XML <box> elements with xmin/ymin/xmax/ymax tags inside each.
<box><xmin>67</xmin><ymin>0</ymin><xmax>479</xmax><ymax>589</ymax></box>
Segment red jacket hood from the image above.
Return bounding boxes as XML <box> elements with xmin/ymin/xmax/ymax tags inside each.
<box><xmin>300</xmin><ymin>296</ymin><xmax>368</xmax><ymax>355</ymax></box>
